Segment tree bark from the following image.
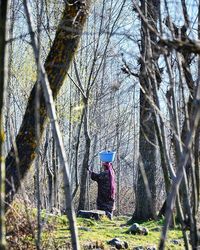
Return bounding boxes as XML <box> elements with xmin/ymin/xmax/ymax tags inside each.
<box><xmin>0</xmin><ymin>1</ymin><xmax>10</xmax><ymax>248</ymax></box>
<box><xmin>133</xmin><ymin>0</ymin><xmax>161</xmax><ymax>220</ymax></box>
<box><xmin>78</xmin><ymin>101</ymin><xmax>91</xmax><ymax>210</ymax></box>
<box><xmin>5</xmin><ymin>0</ymin><xmax>90</xmax><ymax>208</ymax></box>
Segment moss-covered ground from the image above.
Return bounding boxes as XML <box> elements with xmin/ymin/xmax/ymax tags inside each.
<box><xmin>52</xmin><ymin>216</ymin><xmax>184</xmax><ymax>249</ymax></box>
<box><xmin>6</xmin><ymin>201</ymin><xmax>185</xmax><ymax>249</ymax></box>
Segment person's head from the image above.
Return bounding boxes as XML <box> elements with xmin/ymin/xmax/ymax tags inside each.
<box><xmin>102</xmin><ymin>162</ymin><xmax>112</xmax><ymax>171</ymax></box>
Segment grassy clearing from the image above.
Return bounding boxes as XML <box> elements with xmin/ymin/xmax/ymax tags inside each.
<box><xmin>6</xmin><ymin>202</ymin><xmax>185</xmax><ymax>249</ymax></box>
<box><xmin>75</xmin><ymin>216</ymin><xmax>184</xmax><ymax>249</ymax></box>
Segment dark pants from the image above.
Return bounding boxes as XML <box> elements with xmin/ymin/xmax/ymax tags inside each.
<box><xmin>105</xmin><ymin>211</ymin><xmax>113</xmax><ymax>220</ymax></box>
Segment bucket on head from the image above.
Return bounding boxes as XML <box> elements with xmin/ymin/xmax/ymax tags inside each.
<box><xmin>99</xmin><ymin>151</ymin><xmax>116</xmax><ymax>162</ymax></box>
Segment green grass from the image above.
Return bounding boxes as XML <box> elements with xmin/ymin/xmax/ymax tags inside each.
<box><xmin>6</xmin><ymin>203</ymin><xmax>186</xmax><ymax>249</ymax></box>
<box><xmin>49</xmin><ymin>215</ymin><xmax>185</xmax><ymax>249</ymax></box>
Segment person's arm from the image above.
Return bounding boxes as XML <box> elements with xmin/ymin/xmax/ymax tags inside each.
<box><xmin>90</xmin><ymin>171</ymin><xmax>100</xmax><ymax>182</ymax></box>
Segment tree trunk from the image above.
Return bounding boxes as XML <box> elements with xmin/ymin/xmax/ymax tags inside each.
<box><xmin>0</xmin><ymin>1</ymin><xmax>10</xmax><ymax>248</ymax></box>
<box><xmin>52</xmin><ymin>139</ymin><xmax>58</xmax><ymax>208</ymax></box>
<box><xmin>72</xmin><ymin>108</ymin><xmax>84</xmax><ymax>199</ymax></box>
<box><xmin>78</xmin><ymin>101</ymin><xmax>91</xmax><ymax>210</ymax></box>
<box><xmin>5</xmin><ymin>0</ymin><xmax>90</xmax><ymax>208</ymax></box>
<box><xmin>133</xmin><ymin>0</ymin><xmax>161</xmax><ymax>220</ymax></box>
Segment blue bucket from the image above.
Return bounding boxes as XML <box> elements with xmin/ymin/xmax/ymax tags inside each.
<box><xmin>99</xmin><ymin>151</ymin><xmax>116</xmax><ymax>162</ymax></box>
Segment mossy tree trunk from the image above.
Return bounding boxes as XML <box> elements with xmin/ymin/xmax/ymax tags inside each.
<box><xmin>0</xmin><ymin>0</ymin><xmax>10</xmax><ymax>248</ymax></box>
<box><xmin>5</xmin><ymin>0</ymin><xmax>90</xmax><ymax>208</ymax></box>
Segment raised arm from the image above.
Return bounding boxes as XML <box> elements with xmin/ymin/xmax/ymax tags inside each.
<box><xmin>90</xmin><ymin>171</ymin><xmax>100</xmax><ymax>182</ymax></box>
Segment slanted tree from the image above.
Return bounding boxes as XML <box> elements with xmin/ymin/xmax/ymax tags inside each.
<box><xmin>5</xmin><ymin>0</ymin><xmax>91</xmax><ymax>208</ymax></box>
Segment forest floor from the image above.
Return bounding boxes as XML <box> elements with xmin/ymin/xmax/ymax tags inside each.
<box><xmin>6</xmin><ymin>200</ymin><xmax>186</xmax><ymax>249</ymax></box>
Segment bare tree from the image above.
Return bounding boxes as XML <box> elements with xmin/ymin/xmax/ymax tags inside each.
<box><xmin>133</xmin><ymin>0</ymin><xmax>161</xmax><ymax>220</ymax></box>
<box><xmin>5</xmin><ymin>0</ymin><xmax>90</xmax><ymax>209</ymax></box>
<box><xmin>0</xmin><ymin>1</ymin><xmax>10</xmax><ymax>248</ymax></box>
<box><xmin>69</xmin><ymin>0</ymin><xmax>126</xmax><ymax>211</ymax></box>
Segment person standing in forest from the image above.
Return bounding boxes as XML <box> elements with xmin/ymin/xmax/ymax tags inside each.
<box><xmin>88</xmin><ymin>162</ymin><xmax>116</xmax><ymax>219</ymax></box>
